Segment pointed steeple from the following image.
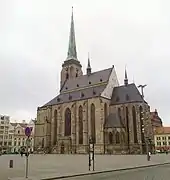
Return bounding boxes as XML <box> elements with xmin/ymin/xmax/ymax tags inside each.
<box><xmin>124</xmin><ymin>67</ymin><xmax>128</xmax><ymax>86</ymax></box>
<box><xmin>87</xmin><ymin>53</ymin><xmax>92</xmax><ymax>75</ymax></box>
<box><xmin>66</xmin><ymin>7</ymin><xmax>77</xmax><ymax>61</ymax></box>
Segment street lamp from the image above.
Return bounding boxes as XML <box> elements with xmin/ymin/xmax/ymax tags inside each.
<box><xmin>88</xmin><ymin>136</ymin><xmax>94</xmax><ymax>171</ymax></box>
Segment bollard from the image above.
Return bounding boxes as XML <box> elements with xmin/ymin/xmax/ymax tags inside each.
<box><xmin>9</xmin><ymin>160</ymin><xmax>13</xmax><ymax>168</ymax></box>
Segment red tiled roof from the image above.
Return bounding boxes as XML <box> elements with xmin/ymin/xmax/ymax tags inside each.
<box><xmin>150</xmin><ymin>111</ymin><xmax>162</xmax><ymax>123</ymax></box>
<box><xmin>155</xmin><ymin>127</ymin><xmax>170</xmax><ymax>135</ymax></box>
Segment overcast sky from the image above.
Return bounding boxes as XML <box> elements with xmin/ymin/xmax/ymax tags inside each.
<box><xmin>0</xmin><ymin>0</ymin><xmax>169</xmax><ymax>124</ymax></box>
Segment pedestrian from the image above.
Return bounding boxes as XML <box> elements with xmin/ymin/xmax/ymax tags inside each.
<box><xmin>148</xmin><ymin>151</ymin><xmax>151</xmax><ymax>161</ymax></box>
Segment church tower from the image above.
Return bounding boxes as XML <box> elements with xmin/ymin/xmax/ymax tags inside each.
<box><xmin>60</xmin><ymin>7</ymin><xmax>83</xmax><ymax>88</ymax></box>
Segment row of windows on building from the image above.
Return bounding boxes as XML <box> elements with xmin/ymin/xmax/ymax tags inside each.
<box><xmin>52</xmin><ymin>103</ymin><xmax>144</xmax><ymax>145</ymax></box>
<box><xmin>156</xmin><ymin>136</ymin><xmax>170</xmax><ymax>141</ymax></box>
<box><xmin>157</xmin><ymin>141</ymin><xmax>170</xmax><ymax>146</ymax></box>
<box><xmin>0</xmin><ymin>135</ymin><xmax>12</xmax><ymax>139</ymax></box>
<box><xmin>0</xmin><ymin>141</ymin><xmax>12</xmax><ymax>146</ymax></box>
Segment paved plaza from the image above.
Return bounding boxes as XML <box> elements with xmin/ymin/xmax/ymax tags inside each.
<box><xmin>66</xmin><ymin>164</ymin><xmax>170</xmax><ymax>180</ymax></box>
<box><xmin>1</xmin><ymin>154</ymin><xmax>170</xmax><ymax>180</ymax></box>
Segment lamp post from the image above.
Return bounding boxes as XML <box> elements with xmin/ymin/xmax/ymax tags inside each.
<box><xmin>88</xmin><ymin>136</ymin><xmax>94</xmax><ymax>171</ymax></box>
<box><xmin>138</xmin><ymin>84</ymin><xmax>150</xmax><ymax>161</ymax></box>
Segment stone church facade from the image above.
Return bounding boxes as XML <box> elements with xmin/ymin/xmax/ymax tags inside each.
<box><xmin>34</xmin><ymin>9</ymin><xmax>153</xmax><ymax>154</ymax></box>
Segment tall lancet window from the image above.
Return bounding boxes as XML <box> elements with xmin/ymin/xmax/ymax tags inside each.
<box><xmin>91</xmin><ymin>103</ymin><xmax>96</xmax><ymax>143</ymax></box>
<box><xmin>53</xmin><ymin>110</ymin><xmax>57</xmax><ymax>145</ymax></box>
<box><xmin>104</xmin><ymin>103</ymin><xmax>107</xmax><ymax>124</ymax></box>
<box><xmin>126</xmin><ymin>107</ymin><xmax>130</xmax><ymax>145</ymax></box>
<box><xmin>132</xmin><ymin>106</ymin><xmax>138</xmax><ymax>143</ymax></box>
<box><xmin>64</xmin><ymin>108</ymin><xmax>71</xmax><ymax>136</ymax></box>
<box><xmin>78</xmin><ymin>106</ymin><xmax>83</xmax><ymax>144</ymax></box>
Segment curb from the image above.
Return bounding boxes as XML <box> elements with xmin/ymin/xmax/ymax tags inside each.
<box><xmin>41</xmin><ymin>162</ymin><xmax>170</xmax><ymax>180</ymax></box>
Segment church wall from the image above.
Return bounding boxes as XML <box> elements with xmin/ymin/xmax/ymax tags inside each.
<box><xmin>34</xmin><ymin>107</ymin><xmax>49</xmax><ymax>151</ymax></box>
<box><xmin>41</xmin><ymin>96</ymin><xmax>110</xmax><ymax>154</ymax></box>
<box><xmin>105</xmin><ymin>127</ymin><xmax>128</xmax><ymax>154</ymax></box>
<box><xmin>35</xmin><ymin>98</ymin><xmax>153</xmax><ymax>154</ymax></box>
<box><xmin>87</xmin><ymin>97</ymin><xmax>110</xmax><ymax>153</ymax></box>
<box><xmin>101</xmin><ymin>67</ymin><xmax>119</xmax><ymax>99</ymax></box>
<box><xmin>109</xmin><ymin>102</ymin><xmax>153</xmax><ymax>154</ymax></box>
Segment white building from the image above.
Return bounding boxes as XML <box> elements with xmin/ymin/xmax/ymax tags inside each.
<box><xmin>10</xmin><ymin>120</ymin><xmax>35</xmax><ymax>153</ymax></box>
<box><xmin>0</xmin><ymin>116</ymin><xmax>35</xmax><ymax>153</ymax></box>
<box><xmin>0</xmin><ymin>115</ymin><xmax>11</xmax><ymax>153</ymax></box>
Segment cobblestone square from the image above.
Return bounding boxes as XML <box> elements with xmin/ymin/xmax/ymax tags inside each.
<box><xmin>1</xmin><ymin>154</ymin><xmax>170</xmax><ymax>180</ymax></box>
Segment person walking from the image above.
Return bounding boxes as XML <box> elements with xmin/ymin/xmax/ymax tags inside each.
<box><xmin>148</xmin><ymin>151</ymin><xmax>151</xmax><ymax>161</ymax></box>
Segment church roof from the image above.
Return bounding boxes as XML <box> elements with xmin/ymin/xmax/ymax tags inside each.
<box><xmin>111</xmin><ymin>83</ymin><xmax>144</xmax><ymax>105</ymax></box>
<box><xmin>105</xmin><ymin>113</ymin><xmax>124</xmax><ymax>128</ymax></box>
<box><xmin>60</xmin><ymin>67</ymin><xmax>113</xmax><ymax>93</ymax></box>
<box><xmin>41</xmin><ymin>67</ymin><xmax>113</xmax><ymax>107</ymax></box>
<box><xmin>42</xmin><ymin>84</ymin><xmax>106</xmax><ymax>107</ymax></box>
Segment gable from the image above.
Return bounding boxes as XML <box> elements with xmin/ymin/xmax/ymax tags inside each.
<box><xmin>101</xmin><ymin>66</ymin><xmax>119</xmax><ymax>99</ymax></box>
<box><xmin>15</xmin><ymin>123</ymin><xmax>22</xmax><ymax>129</ymax></box>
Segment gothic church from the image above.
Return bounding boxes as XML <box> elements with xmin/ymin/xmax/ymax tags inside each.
<box><xmin>34</xmin><ymin>9</ymin><xmax>153</xmax><ymax>154</ymax></box>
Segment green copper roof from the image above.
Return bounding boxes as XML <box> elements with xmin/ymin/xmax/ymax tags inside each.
<box><xmin>66</xmin><ymin>7</ymin><xmax>77</xmax><ymax>61</ymax></box>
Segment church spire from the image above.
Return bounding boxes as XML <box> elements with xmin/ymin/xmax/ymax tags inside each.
<box><xmin>124</xmin><ymin>67</ymin><xmax>128</xmax><ymax>86</ymax></box>
<box><xmin>66</xmin><ymin>7</ymin><xmax>77</xmax><ymax>61</ymax></box>
<box><xmin>87</xmin><ymin>53</ymin><xmax>92</xmax><ymax>75</ymax></box>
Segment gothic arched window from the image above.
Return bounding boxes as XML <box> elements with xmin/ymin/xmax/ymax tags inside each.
<box><xmin>91</xmin><ymin>103</ymin><xmax>96</xmax><ymax>143</ymax></box>
<box><xmin>109</xmin><ymin>132</ymin><xmax>113</xmax><ymax>144</ymax></box>
<box><xmin>79</xmin><ymin>106</ymin><xmax>83</xmax><ymax>144</ymax></box>
<box><xmin>66</xmin><ymin>73</ymin><xmax>69</xmax><ymax>79</ymax></box>
<box><xmin>104</xmin><ymin>103</ymin><xmax>107</xmax><ymax>125</ymax></box>
<box><xmin>121</xmin><ymin>132</ymin><xmax>126</xmax><ymax>143</ymax></box>
<box><xmin>53</xmin><ymin>110</ymin><xmax>57</xmax><ymax>145</ymax></box>
<box><xmin>116</xmin><ymin>132</ymin><xmax>120</xmax><ymax>144</ymax></box>
<box><xmin>132</xmin><ymin>106</ymin><xmax>138</xmax><ymax>143</ymax></box>
<box><xmin>126</xmin><ymin>107</ymin><xmax>130</xmax><ymax>144</ymax></box>
<box><xmin>64</xmin><ymin>108</ymin><xmax>71</xmax><ymax>136</ymax></box>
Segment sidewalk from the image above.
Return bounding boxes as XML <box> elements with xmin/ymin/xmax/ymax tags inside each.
<box><xmin>6</xmin><ymin>154</ymin><xmax>170</xmax><ymax>180</ymax></box>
